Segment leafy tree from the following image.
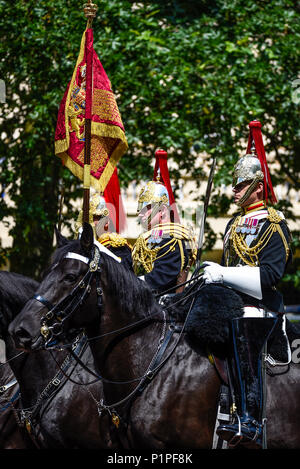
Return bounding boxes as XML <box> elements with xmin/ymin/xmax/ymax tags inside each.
<box><xmin>0</xmin><ymin>0</ymin><xmax>299</xmax><ymax>300</ymax></box>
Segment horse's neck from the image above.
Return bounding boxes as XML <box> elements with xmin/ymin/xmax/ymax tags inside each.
<box><xmin>86</xmin><ymin>304</ymin><xmax>164</xmax><ymax>385</ymax></box>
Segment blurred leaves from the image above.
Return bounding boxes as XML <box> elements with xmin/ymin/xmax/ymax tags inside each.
<box><xmin>0</xmin><ymin>0</ymin><xmax>299</xmax><ymax>282</ymax></box>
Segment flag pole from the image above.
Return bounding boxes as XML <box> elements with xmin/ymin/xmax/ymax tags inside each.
<box><xmin>82</xmin><ymin>1</ymin><xmax>98</xmax><ymax>224</ymax></box>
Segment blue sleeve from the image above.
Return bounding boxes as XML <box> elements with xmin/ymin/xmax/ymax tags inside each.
<box><xmin>144</xmin><ymin>239</ymin><xmax>184</xmax><ymax>293</ymax></box>
<box><xmin>259</xmin><ymin>221</ymin><xmax>291</xmax><ymax>289</ymax></box>
<box><xmin>109</xmin><ymin>246</ymin><xmax>133</xmax><ymax>271</ymax></box>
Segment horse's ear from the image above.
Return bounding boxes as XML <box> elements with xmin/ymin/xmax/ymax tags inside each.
<box><xmin>54</xmin><ymin>226</ymin><xmax>69</xmax><ymax>248</ymax></box>
<box><xmin>80</xmin><ymin>222</ymin><xmax>94</xmax><ymax>256</ymax></box>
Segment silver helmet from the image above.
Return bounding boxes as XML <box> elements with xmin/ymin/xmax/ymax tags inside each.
<box><xmin>137</xmin><ymin>180</ymin><xmax>170</xmax><ymax>214</ymax></box>
<box><xmin>232</xmin><ymin>120</ymin><xmax>277</xmax><ymax>206</ymax></box>
<box><xmin>232</xmin><ymin>144</ymin><xmax>264</xmax><ymax>207</ymax></box>
<box><xmin>232</xmin><ymin>153</ymin><xmax>264</xmax><ymax>188</ymax></box>
<box><xmin>89</xmin><ymin>193</ymin><xmax>109</xmax><ymax>218</ymax></box>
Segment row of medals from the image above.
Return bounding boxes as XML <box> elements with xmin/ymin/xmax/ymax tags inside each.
<box><xmin>235</xmin><ymin>218</ymin><xmax>259</xmax><ymax>235</ymax></box>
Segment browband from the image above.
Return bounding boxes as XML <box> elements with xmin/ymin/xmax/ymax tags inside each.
<box><xmin>64</xmin><ymin>242</ymin><xmax>121</xmax><ymax>265</ymax></box>
<box><xmin>65</xmin><ymin>252</ymin><xmax>90</xmax><ymax>264</ymax></box>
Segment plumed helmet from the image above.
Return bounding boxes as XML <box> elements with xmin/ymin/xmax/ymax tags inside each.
<box><xmin>232</xmin><ymin>145</ymin><xmax>264</xmax><ymax>188</ymax></box>
<box><xmin>136</xmin><ymin>149</ymin><xmax>180</xmax><ymax>222</ymax></box>
<box><xmin>137</xmin><ymin>180</ymin><xmax>170</xmax><ymax>214</ymax></box>
<box><xmin>232</xmin><ymin>120</ymin><xmax>277</xmax><ymax>206</ymax></box>
<box><xmin>89</xmin><ymin>193</ymin><xmax>109</xmax><ymax>218</ymax></box>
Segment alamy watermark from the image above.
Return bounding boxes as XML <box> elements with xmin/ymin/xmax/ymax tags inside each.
<box><xmin>291</xmin><ymin>339</ymin><xmax>300</xmax><ymax>364</ymax></box>
<box><xmin>0</xmin><ymin>80</ymin><xmax>5</xmax><ymax>103</ymax></box>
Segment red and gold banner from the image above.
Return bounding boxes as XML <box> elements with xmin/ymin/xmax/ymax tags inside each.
<box><xmin>54</xmin><ymin>28</ymin><xmax>128</xmax><ymax>194</ymax></box>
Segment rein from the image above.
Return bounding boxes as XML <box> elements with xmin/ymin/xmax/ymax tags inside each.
<box><xmin>18</xmin><ymin>333</ymin><xmax>89</xmax><ymax>440</ymax></box>
<box><xmin>0</xmin><ymin>378</ymin><xmax>19</xmax><ymax>413</ymax></box>
<box><xmin>32</xmin><ymin>244</ymin><xmax>205</xmax><ymax>418</ymax></box>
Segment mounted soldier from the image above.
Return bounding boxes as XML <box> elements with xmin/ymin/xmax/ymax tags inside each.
<box><xmin>75</xmin><ymin>191</ymin><xmax>133</xmax><ymax>270</ymax></box>
<box><xmin>202</xmin><ymin>120</ymin><xmax>292</xmax><ymax>448</ymax></box>
<box><xmin>132</xmin><ymin>149</ymin><xmax>197</xmax><ymax>295</ymax></box>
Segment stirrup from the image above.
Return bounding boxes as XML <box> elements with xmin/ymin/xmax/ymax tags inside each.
<box><xmin>228</xmin><ymin>414</ymin><xmax>243</xmax><ymax>448</ymax></box>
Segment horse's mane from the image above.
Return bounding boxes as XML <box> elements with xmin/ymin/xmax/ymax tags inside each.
<box><xmin>50</xmin><ymin>240</ymin><xmax>162</xmax><ymax>320</ymax></box>
<box><xmin>101</xmin><ymin>253</ymin><xmax>162</xmax><ymax>319</ymax></box>
<box><xmin>0</xmin><ymin>271</ymin><xmax>39</xmax><ymax>335</ymax></box>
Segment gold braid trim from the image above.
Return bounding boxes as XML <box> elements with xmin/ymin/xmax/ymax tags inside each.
<box><xmin>98</xmin><ymin>233</ymin><xmax>132</xmax><ymax>250</ymax></box>
<box><xmin>177</xmin><ymin>239</ymin><xmax>185</xmax><ymax>271</ymax></box>
<box><xmin>132</xmin><ymin>237</ymin><xmax>178</xmax><ymax>274</ymax></box>
<box><xmin>132</xmin><ymin>222</ymin><xmax>197</xmax><ymax>275</ymax></box>
<box><xmin>230</xmin><ymin>207</ymin><xmax>290</xmax><ymax>266</ymax></box>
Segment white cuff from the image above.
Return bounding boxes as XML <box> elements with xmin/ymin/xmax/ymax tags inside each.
<box><xmin>222</xmin><ymin>266</ymin><xmax>262</xmax><ymax>300</ymax></box>
<box><xmin>203</xmin><ymin>262</ymin><xmax>262</xmax><ymax>300</ymax></box>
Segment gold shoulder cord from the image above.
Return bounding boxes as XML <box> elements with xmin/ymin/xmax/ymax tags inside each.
<box><xmin>230</xmin><ymin>207</ymin><xmax>290</xmax><ymax>267</ymax></box>
<box><xmin>132</xmin><ymin>223</ymin><xmax>197</xmax><ymax>275</ymax></box>
<box><xmin>98</xmin><ymin>233</ymin><xmax>132</xmax><ymax>250</ymax></box>
<box><xmin>132</xmin><ymin>236</ymin><xmax>178</xmax><ymax>274</ymax></box>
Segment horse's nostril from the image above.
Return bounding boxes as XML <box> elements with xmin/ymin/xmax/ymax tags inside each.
<box><xmin>11</xmin><ymin>326</ymin><xmax>33</xmax><ymax>349</ymax></box>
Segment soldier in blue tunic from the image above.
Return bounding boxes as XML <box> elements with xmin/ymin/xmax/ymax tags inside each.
<box><xmin>202</xmin><ymin>121</ymin><xmax>292</xmax><ymax>448</ymax></box>
<box><xmin>132</xmin><ymin>149</ymin><xmax>197</xmax><ymax>294</ymax></box>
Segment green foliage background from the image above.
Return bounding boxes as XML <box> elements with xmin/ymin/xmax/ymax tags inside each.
<box><xmin>0</xmin><ymin>0</ymin><xmax>299</xmax><ymax>300</ymax></box>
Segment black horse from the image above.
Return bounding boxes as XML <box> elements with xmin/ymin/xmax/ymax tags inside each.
<box><xmin>0</xmin><ymin>358</ymin><xmax>27</xmax><ymax>449</ymax></box>
<box><xmin>1</xmin><ymin>270</ymin><xmax>111</xmax><ymax>449</ymax></box>
<box><xmin>9</xmin><ymin>224</ymin><xmax>300</xmax><ymax>449</ymax></box>
<box><xmin>0</xmin><ymin>271</ymin><xmax>39</xmax><ymax>448</ymax></box>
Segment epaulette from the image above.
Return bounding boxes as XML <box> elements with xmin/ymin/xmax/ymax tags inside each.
<box><xmin>98</xmin><ymin>233</ymin><xmax>132</xmax><ymax>250</ymax></box>
<box><xmin>267</xmin><ymin>207</ymin><xmax>285</xmax><ymax>223</ymax></box>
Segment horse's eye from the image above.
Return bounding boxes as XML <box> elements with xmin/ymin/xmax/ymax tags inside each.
<box><xmin>65</xmin><ymin>274</ymin><xmax>77</xmax><ymax>283</ymax></box>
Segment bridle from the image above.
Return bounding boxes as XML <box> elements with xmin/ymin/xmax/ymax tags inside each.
<box><xmin>33</xmin><ymin>245</ymin><xmax>205</xmax><ymax>350</ymax></box>
<box><xmin>34</xmin><ymin>247</ymin><xmax>103</xmax><ymax>348</ymax></box>
<box><xmin>30</xmin><ymin>244</ymin><xmax>207</xmax><ymax>427</ymax></box>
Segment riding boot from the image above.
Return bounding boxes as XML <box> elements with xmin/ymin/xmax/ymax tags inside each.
<box><xmin>216</xmin><ymin>317</ymin><xmax>276</xmax><ymax>449</ymax></box>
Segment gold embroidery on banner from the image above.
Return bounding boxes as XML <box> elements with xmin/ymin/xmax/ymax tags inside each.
<box><xmin>55</xmin><ymin>29</ymin><xmax>129</xmax><ymax>194</ymax></box>
<box><xmin>92</xmin><ymin>89</ymin><xmax>124</xmax><ymax>126</ymax></box>
<box><xmin>77</xmin><ymin>136</ymin><xmax>117</xmax><ymax>174</ymax></box>
<box><xmin>68</xmin><ymin>65</ymin><xmax>87</xmax><ymax>141</ymax></box>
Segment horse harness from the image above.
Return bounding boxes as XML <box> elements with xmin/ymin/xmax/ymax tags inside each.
<box><xmin>0</xmin><ymin>375</ymin><xmax>20</xmax><ymax>429</ymax></box>
<box><xmin>32</xmin><ymin>245</ymin><xmax>200</xmax><ymax>435</ymax></box>
<box><xmin>18</xmin><ymin>333</ymin><xmax>88</xmax><ymax>448</ymax></box>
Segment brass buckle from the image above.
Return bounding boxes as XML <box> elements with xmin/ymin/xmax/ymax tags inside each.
<box><xmin>89</xmin><ymin>260</ymin><xmax>98</xmax><ymax>272</ymax></box>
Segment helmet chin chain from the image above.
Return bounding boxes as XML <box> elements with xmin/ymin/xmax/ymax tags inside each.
<box><xmin>236</xmin><ymin>177</ymin><xmax>260</xmax><ymax>207</ymax></box>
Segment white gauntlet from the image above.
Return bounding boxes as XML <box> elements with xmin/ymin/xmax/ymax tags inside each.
<box><xmin>203</xmin><ymin>261</ymin><xmax>262</xmax><ymax>300</ymax></box>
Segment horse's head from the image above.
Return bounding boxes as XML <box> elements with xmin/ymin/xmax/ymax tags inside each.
<box><xmin>9</xmin><ymin>223</ymin><xmax>101</xmax><ymax>350</ymax></box>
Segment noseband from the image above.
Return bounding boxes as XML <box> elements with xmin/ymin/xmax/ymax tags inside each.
<box><xmin>34</xmin><ymin>247</ymin><xmax>103</xmax><ymax>348</ymax></box>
